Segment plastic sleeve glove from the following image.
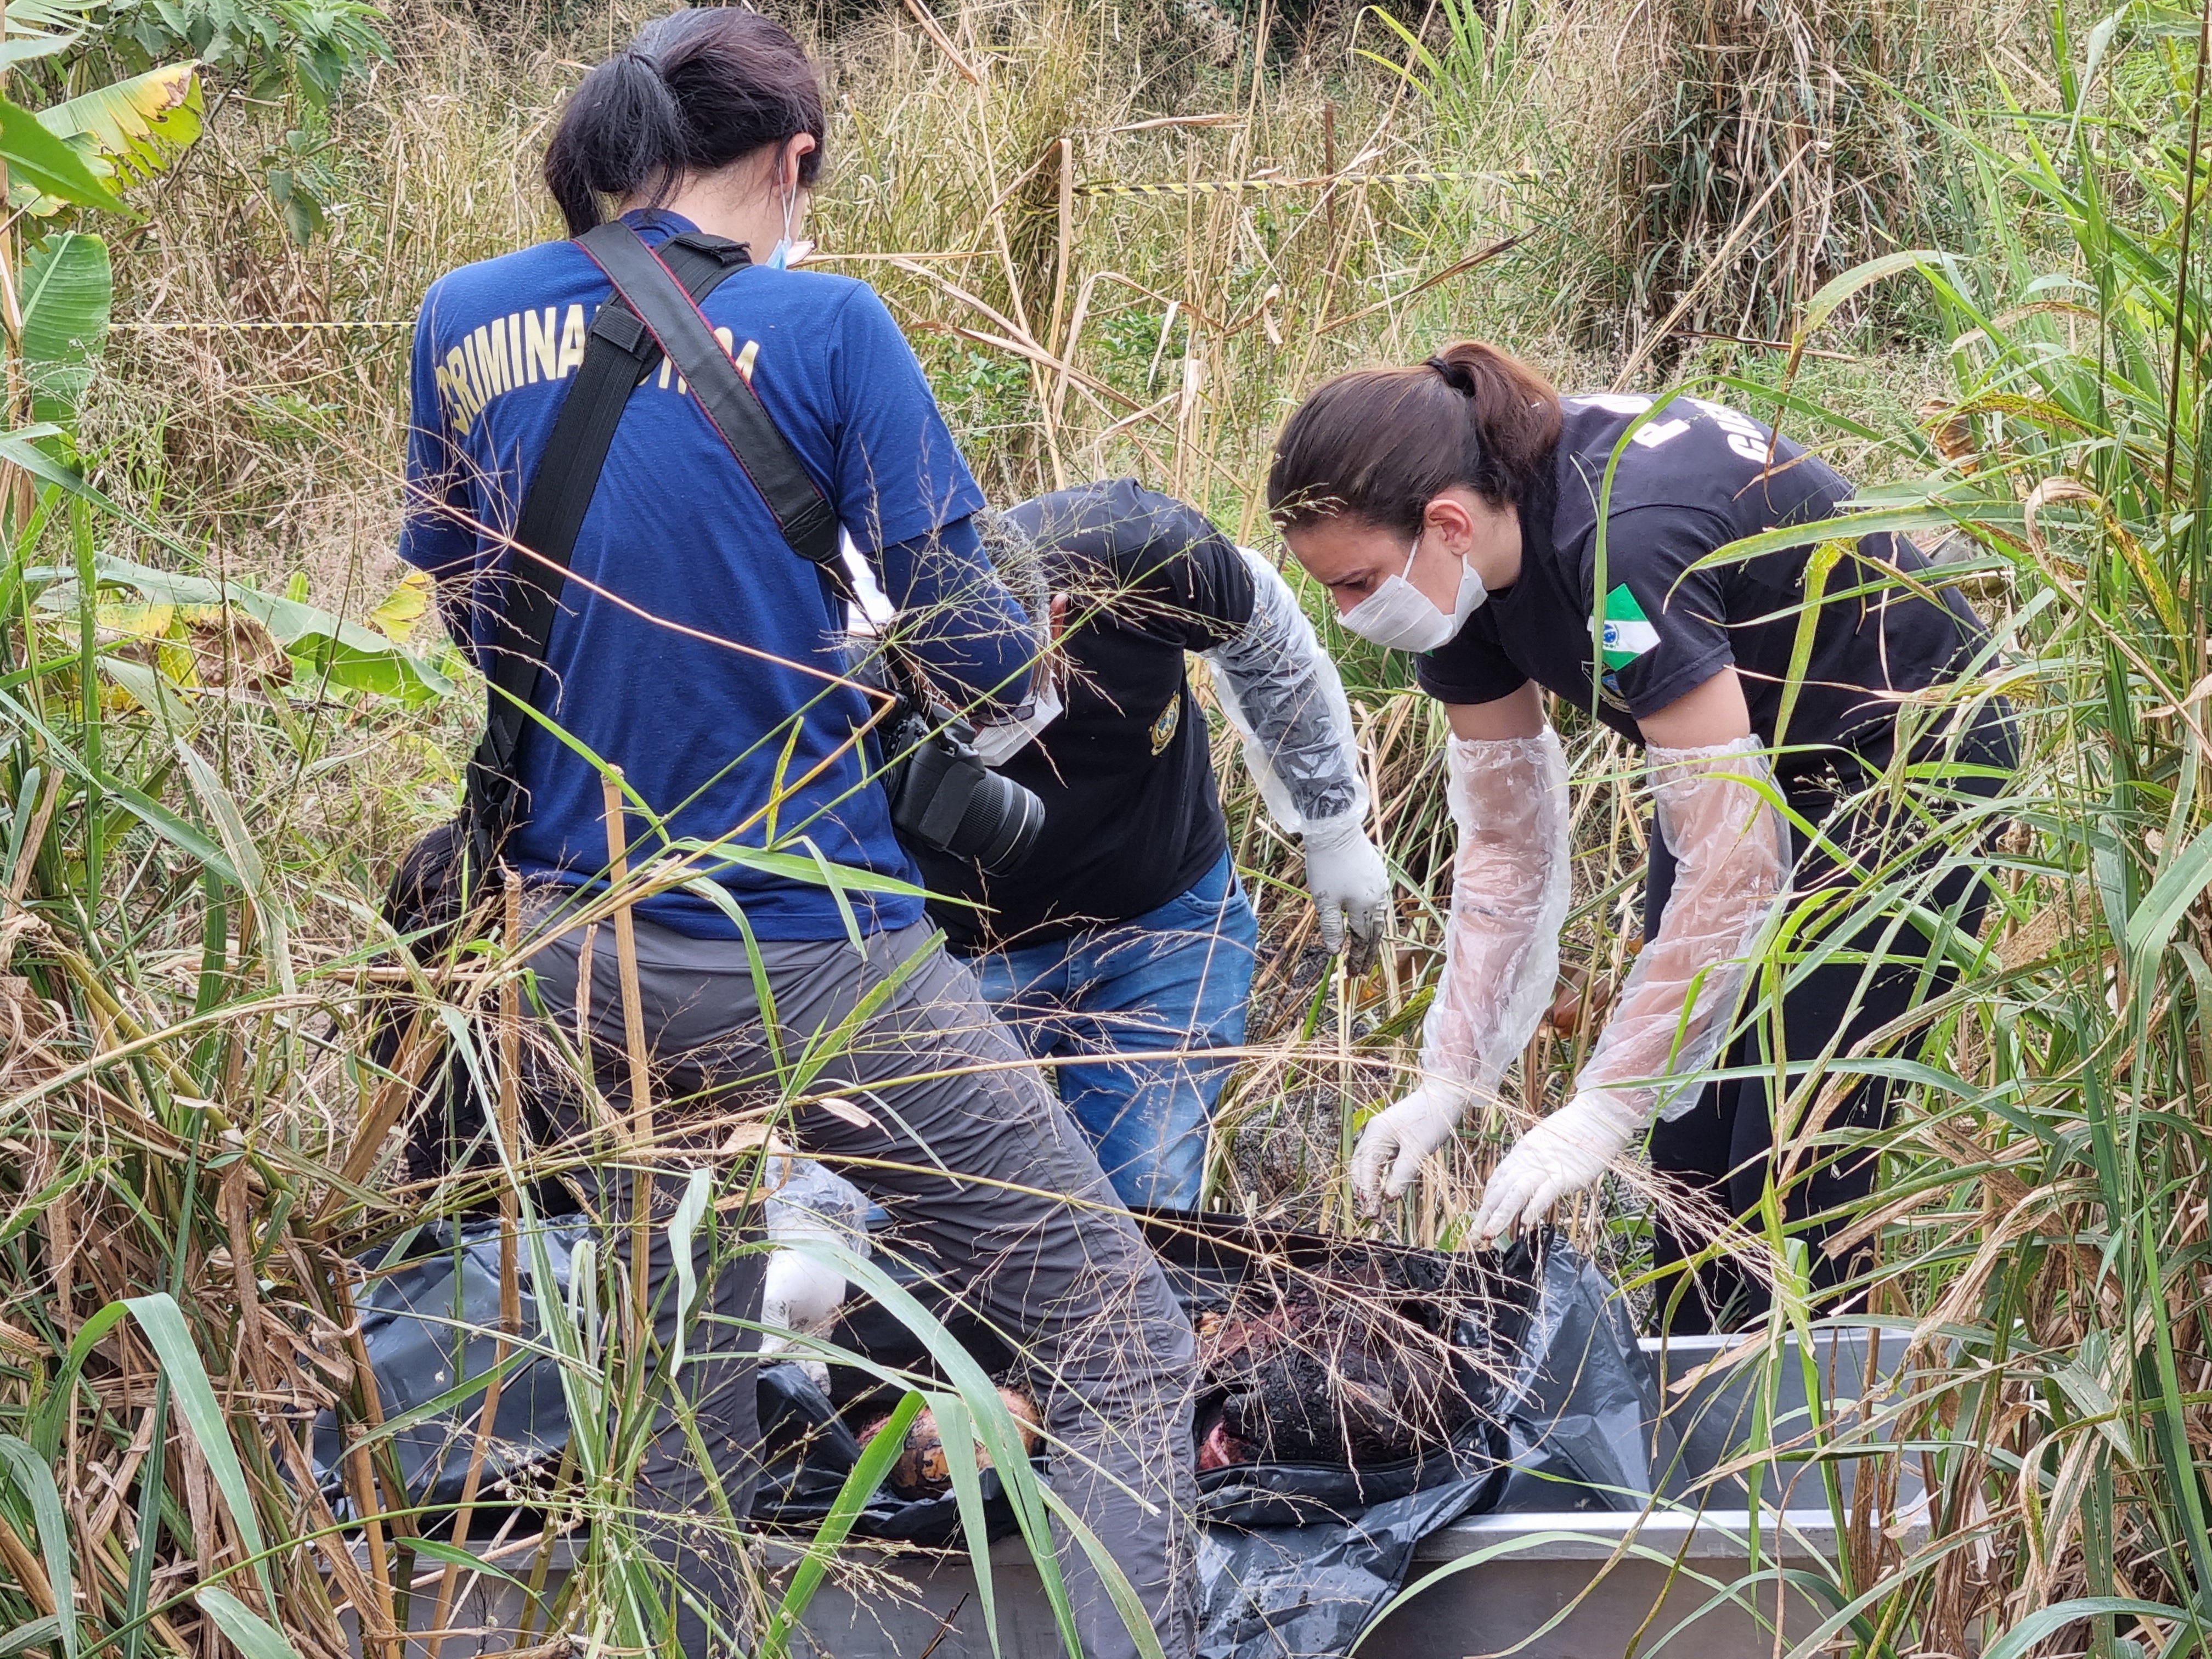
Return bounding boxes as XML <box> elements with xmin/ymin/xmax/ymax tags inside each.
<box><xmin>1575</xmin><ymin>735</ymin><xmax>1791</xmax><ymax>1125</ymax></box>
<box><xmin>1203</xmin><ymin>548</ymin><xmax>1370</xmax><ymax>834</ymax></box>
<box><xmin>1418</xmin><ymin>728</ymin><xmax>1573</xmax><ymax>1094</ymax></box>
<box><xmin>1348</xmin><ymin>728</ymin><xmax>1571</xmax><ymax>1213</ymax></box>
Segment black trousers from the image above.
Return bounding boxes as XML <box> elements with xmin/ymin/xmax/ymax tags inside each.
<box><xmin>1644</xmin><ymin>713</ymin><xmax>2013</xmax><ymax>1334</ymax></box>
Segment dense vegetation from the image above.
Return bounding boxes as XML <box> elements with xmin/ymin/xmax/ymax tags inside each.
<box><xmin>1</xmin><ymin>0</ymin><xmax>2209</xmax><ymax>1653</ymax></box>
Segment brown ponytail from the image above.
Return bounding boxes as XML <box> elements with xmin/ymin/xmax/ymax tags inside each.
<box><xmin>1266</xmin><ymin>340</ymin><xmax>1562</xmax><ymax>534</ymax></box>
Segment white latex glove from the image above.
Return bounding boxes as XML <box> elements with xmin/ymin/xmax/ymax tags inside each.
<box><xmin>1350</xmin><ymin>1079</ymin><xmax>1474</xmax><ymax>1214</ymax></box>
<box><xmin>1470</xmin><ymin>1091</ymin><xmax>1643</xmax><ymax>1243</ymax></box>
<box><xmin>1304</xmin><ymin>816</ymin><xmax>1391</xmax><ymax>973</ymax></box>
<box><xmin>758</xmin><ymin>1248</ymin><xmax>848</xmax><ymax>1356</ymax></box>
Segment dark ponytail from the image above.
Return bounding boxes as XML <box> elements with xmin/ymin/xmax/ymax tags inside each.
<box><xmin>1267</xmin><ymin>340</ymin><xmax>1562</xmax><ymax>534</ymax></box>
<box><xmin>543</xmin><ymin>8</ymin><xmax>826</xmax><ymax>237</ymax></box>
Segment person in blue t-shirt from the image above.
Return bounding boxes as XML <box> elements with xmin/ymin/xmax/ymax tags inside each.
<box><xmin>399</xmin><ymin>14</ymin><xmax>1195</xmax><ymax>1657</ymax></box>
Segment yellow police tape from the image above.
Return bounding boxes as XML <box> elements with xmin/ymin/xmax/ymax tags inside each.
<box><xmin>1074</xmin><ymin>167</ymin><xmax>1536</xmax><ymax>199</ymax></box>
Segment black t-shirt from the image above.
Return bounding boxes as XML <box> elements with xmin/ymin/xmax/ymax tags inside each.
<box><xmin>1418</xmin><ymin>394</ymin><xmax>1990</xmax><ymax>770</ymax></box>
<box><xmin>914</xmin><ymin>479</ymin><xmax>1255</xmax><ymax>952</ymax></box>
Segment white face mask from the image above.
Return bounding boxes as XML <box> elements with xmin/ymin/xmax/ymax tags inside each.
<box><xmin>1335</xmin><ymin>530</ymin><xmax>1487</xmax><ymax>653</ymax></box>
<box><xmin>969</xmin><ymin>678</ymin><xmax>1063</xmax><ymax>766</ymax></box>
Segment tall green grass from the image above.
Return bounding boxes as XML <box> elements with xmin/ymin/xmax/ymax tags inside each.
<box><xmin>13</xmin><ymin>0</ymin><xmax>2206</xmax><ymax>1655</ymax></box>
<box><xmin>1500</xmin><ymin>3</ymin><xmax>2212</xmax><ymax>1649</ymax></box>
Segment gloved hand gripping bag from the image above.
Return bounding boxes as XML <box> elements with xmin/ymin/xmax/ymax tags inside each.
<box><xmin>1420</xmin><ymin>727</ymin><xmax>1573</xmax><ymax>1095</ymax></box>
<box><xmin>761</xmin><ymin>1156</ymin><xmax>872</xmax><ymax>1353</ymax></box>
<box><xmin>1577</xmin><ymin>736</ymin><xmax>1791</xmax><ymax>1122</ymax></box>
<box><xmin>1202</xmin><ymin>549</ymin><xmax>1369</xmax><ymax>838</ymax></box>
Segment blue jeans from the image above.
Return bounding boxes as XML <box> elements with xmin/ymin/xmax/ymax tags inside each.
<box><xmin>973</xmin><ymin>851</ymin><xmax>1260</xmax><ymax>1211</ymax></box>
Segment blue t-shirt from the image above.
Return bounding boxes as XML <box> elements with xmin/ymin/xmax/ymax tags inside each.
<box><xmin>400</xmin><ymin>211</ymin><xmax>1012</xmax><ymax>939</ymax></box>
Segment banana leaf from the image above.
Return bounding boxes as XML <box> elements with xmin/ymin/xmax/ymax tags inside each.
<box><xmin>35</xmin><ymin>554</ymin><xmax>455</xmax><ymax>706</ymax></box>
<box><xmin>37</xmin><ymin>61</ymin><xmax>202</xmax><ymax>185</ymax></box>
<box><xmin>19</xmin><ymin>231</ymin><xmax>110</xmax><ymax>442</ymax></box>
<box><xmin>0</xmin><ymin>94</ymin><xmax>127</xmax><ymax>214</ymax></box>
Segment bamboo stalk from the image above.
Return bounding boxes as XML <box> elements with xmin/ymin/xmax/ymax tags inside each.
<box><xmin>421</xmin><ymin>1341</ymin><xmax>510</xmax><ymax>1659</ymax></box>
<box><xmin>899</xmin><ymin>0</ymin><xmax>980</xmax><ymax>84</ymax></box>
<box><xmin>423</xmin><ymin>877</ymin><xmax>528</xmax><ymax>1659</ymax></box>
<box><xmin>573</xmin><ymin>922</ymin><xmax>595</xmax><ymax>1085</ymax></box>
<box><xmin>333</xmin><ymin>1268</ymin><xmax>407</xmax><ymax>1655</ymax></box>
<box><xmin>601</xmin><ymin>770</ymin><xmax>655</xmax><ymax>1338</ymax></box>
<box><xmin>329</xmin><ymin>1008</ymin><xmax>445</xmax><ymax>1195</ymax></box>
<box><xmin>0</xmin><ymin>1511</ymin><xmax>55</xmax><ymax>1618</ymax></box>
<box><xmin>343</xmin><ymin>1427</ymin><xmax>400</xmax><ymax>1659</ymax></box>
<box><xmin>331</xmin><ymin>1263</ymin><xmax>415</xmax><ymax>1561</ymax></box>
<box><xmin>1322</xmin><ymin>101</ymin><xmax>1339</xmax><ymax>249</ymax></box>
<box><xmin>0</xmin><ymin>0</ymin><xmax>27</xmax><ymax>533</ymax></box>
<box><xmin>510</xmin><ymin>1442</ymin><xmax>578</xmax><ymax>1651</ymax></box>
<box><xmin>498</xmin><ymin>877</ymin><xmax>523</xmax><ymax>1341</ymax></box>
<box><xmin>1046</xmin><ymin>134</ymin><xmax>1075</xmax><ymax>448</ymax></box>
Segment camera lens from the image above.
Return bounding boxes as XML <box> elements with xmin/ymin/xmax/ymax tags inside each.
<box><xmin>883</xmin><ymin>708</ymin><xmax>1047</xmax><ymax>874</ymax></box>
<box><xmin>955</xmin><ymin>768</ymin><xmax>1045</xmax><ymax>874</ymax></box>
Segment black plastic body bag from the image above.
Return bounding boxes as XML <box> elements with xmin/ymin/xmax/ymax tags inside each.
<box><xmin>315</xmin><ymin>1213</ymin><xmax>1661</xmax><ymax>1658</ymax></box>
<box><xmin>755</xmin><ymin>1214</ymin><xmax>1661</xmax><ymax>1656</ymax></box>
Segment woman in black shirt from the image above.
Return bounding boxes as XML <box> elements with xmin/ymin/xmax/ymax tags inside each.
<box><xmin>910</xmin><ymin>480</ymin><xmax>1389</xmax><ymax>1210</ymax></box>
<box><xmin>1267</xmin><ymin>340</ymin><xmax>2012</xmax><ymax>1330</ymax></box>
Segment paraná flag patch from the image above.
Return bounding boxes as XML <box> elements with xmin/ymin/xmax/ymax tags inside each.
<box><xmin>1600</xmin><ymin>583</ymin><xmax>1660</xmax><ymax>670</ymax></box>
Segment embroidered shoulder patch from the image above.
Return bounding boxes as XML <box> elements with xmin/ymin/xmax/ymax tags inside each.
<box><xmin>1149</xmin><ymin>696</ymin><xmax>1181</xmax><ymax>755</ymax></box>
<box><xmin>1600</xmin><ymin>584</ymin><xmax>1661</xmax><ymax>670</ymax></box>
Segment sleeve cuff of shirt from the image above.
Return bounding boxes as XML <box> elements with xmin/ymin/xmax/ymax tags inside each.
<box><xmin>1624</xmin><ymin>647</ymin><xmax>1735</xmax><ymax>721</ymax></box>
<box><xmin>853</xmin><ymin>481</ymin><xmax>992</xmax><ymax>556</ymax></box>
<box><xmin>1415</xmin><ymin>662</ymin><xmax>1531</xmax><ymax>707</ymax></box>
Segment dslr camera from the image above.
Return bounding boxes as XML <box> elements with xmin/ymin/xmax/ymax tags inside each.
<box><xmin>882</xmin><ymin>699</ymin><xmax>1045</xmax><ymax>874</ymax></box>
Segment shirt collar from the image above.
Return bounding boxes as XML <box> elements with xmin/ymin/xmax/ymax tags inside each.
<box><xmin>618</xmin><ymin>206</ymin><xmax>700</xmax><ymax>242</ymax></box>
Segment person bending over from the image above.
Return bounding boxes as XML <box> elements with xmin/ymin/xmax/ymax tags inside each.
<box><xmin>907</xmin><ymin>480</ymin><xmax>1390</xmax><ymax>1210</ymax></box>
<box><xmin>1267</xmin><ymin>341</ymin><xmax>2013</xmax><ymax>1331</ymax></box>
<box><xmin>399</xmin><ymin>14</ymin><xmax>1195</xmax><ymax>1655</ymax></box>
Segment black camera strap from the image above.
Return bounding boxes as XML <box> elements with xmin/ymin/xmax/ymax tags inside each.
<box><xmin>577</xmin><ymin>222</ymin><xmax>851</xmax><ymax>598</ymax></box>
<box><xmin>467</xmin><ymin>221</ymin><xmax>852</xmax><ymax>862</ymax></box>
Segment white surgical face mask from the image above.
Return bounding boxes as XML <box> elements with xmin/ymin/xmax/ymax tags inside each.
<box><xmin>1335</xmin><ymin>530</ymin><xmax>1487</xmax><ymax>653</ymax></box>
<box><xmin>969</xmin><ymin>678</ymin><xmax>1063</xmax><ymax>766</ymax></box>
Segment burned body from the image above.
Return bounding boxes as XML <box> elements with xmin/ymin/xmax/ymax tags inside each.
<box><xmin>1166</xmin><ymin>1229</ymin><xmax>1511</xmax><ymax>1475</ymax></box>
<box><xmin>1197</xmin><ymin>1271</ymin><xmax>1478</xmax><ymax>1470</ymax></box>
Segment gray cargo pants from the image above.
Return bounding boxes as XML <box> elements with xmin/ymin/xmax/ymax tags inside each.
<box><xmin>525</xmin><ymin>910</ymin><xmax>1199</xmax><ymax>1659</ymax></box>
